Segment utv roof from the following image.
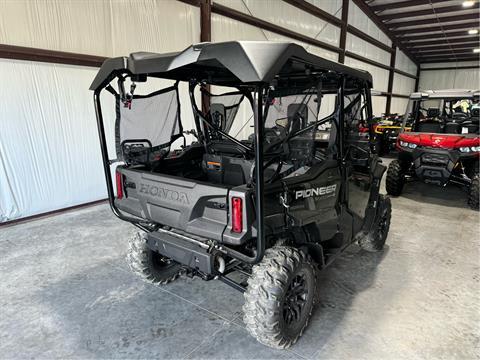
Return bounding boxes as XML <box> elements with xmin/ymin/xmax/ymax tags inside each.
<box><xmin>410</xmin><ymin>89</ymin><xmax>480</xmax><ymax>99</ymax></box>
<box><xmin>89</xmin><ymin>41</ymin><xmax>373</xmax><ymax>90</ymax></box>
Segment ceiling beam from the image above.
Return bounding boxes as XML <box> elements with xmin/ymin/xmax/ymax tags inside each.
<box><xmin>417</xmin><ymin>52</ymin><xmax>479</xmax><ymax>59</ymax></box>
<box><xmin>379</xmin><ymin>4</ymin><xmax>479</xmax><ymax>21</ymax></box>
<box><xmin>386</xmin><ymin>13</ymin><xmax>479</xmax><ymax>29</ymax></box>
<box><xmin>417</xmin><ymin>48</ymin><xmax>479</xmax><ymax>55</ymax></box>
<box><xmin>370</xmin><ymin>0</ymin><xmax>449</xmax><ymax>12</ymax></box>
<box><xmin>403</xmin><ymin>37</ymin><xmax>480</xmax><ymax>47</ymax></box>
<box><xmin>410</xmin><ymin>43</ymin><xmax>479</xmax><ymax>52</ymax></box>
<box><xmin>399</xmin><ymin>31</ymin><xmax>480</xmax><ymax>42</ymax></box>
<box><xmin>420</xmin><ymin>57</ymin><xmax>480</xmax><ymax>63</ymax></box>
<box><xmin>420</xmin><ymin>65</ymin><xmax>480</xmax><ymax>70</ymax></box>
<box><xmin>393</xmin><ymin>21</ymin><xmax>479</xmax><ymax>35</ymax></box>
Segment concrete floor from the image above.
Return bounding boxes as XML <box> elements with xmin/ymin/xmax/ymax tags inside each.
<box><xmin>1</xmin><ymin>163</ymin><xmax>479</xmax><ymax>359</ymax></box>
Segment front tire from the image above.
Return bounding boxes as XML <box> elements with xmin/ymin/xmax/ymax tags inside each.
<box><xmin>358</xmin><ymin>195</ymin><xmax>391</xmax><ymax>252</ymax></box>
<box><xmin>386</xmin><ymin>160</ymin><xmax>405</xmax><ymax>196</ymax></box>
<box><xmin>243</xmin><ymin>247</ymin><xmax>317</xmax><ymax>349</ymax></box>
<box><xmin>126</xmin><ymin>232</ymin><xmax>183</xmax><ymax>285</ymax></box>
<box><xmin>468</xmin><ymin>175</ymin><xmax>479</xmax><ymax>210</ymax></box>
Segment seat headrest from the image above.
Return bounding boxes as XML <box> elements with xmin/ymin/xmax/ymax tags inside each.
<box><xmin>287</xmin><ymin>103</ymin><xmax>308</xmax><ymax>133</ymax></box>
<box><xmin>427</xmin><ymin>107</ymin><xmax>440</xmax><ymax>118</ymax></box>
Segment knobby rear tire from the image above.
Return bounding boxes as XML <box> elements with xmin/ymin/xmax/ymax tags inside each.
<box><xmin>126</xmin><ymin>231</ymin><xmax>183</xmax><ymax>285</ymax></box>
<box><xmin>243</xmin><ymin>246</ymin><xmax>317</xmax><ymax>349</ymax></box>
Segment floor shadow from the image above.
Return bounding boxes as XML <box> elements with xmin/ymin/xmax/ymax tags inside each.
<box><xmin>291</xmin><ymin>244</ymin><xmax>393</xmax><ymax>358</ymax></box>
<box><xmin>399</xmin><ymin>180</ymin><xmax>471</xmax><ymax>210</ymax></box>
<box><xmin>16</xmin><ymin>258</ymin><xmax>227</xmax><ymax>359</ymax></box>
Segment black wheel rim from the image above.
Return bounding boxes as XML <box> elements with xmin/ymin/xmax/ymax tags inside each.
<box><xmin>282</xmin><ymin>273</ymin><xmax>308</xmax><ymax>326</ymax></box>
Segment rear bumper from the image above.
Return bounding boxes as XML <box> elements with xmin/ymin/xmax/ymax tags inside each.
<box><xmin>146</xmin><ymin>229</ymin><xmax>215</xmax><ymax>274</ymax></box>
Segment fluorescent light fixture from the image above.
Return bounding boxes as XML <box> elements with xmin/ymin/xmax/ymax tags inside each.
<box><xmin>473</xmin><ymin>48</ymin><xmax>480</xmax><ymax>53</ymax></box>
<box><xmin>468</xmin><ymin>29</ymin><xmax>479</xmax><ymax>34</ymax></box>
<box><xmin>462</xmin><ymin>1</ymin><xmax>475</xmax><ymax>7</ymax></box>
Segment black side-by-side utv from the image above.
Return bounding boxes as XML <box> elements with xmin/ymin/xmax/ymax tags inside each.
<box><xmin>90</xmin><ymin>41</ymin><xmax>391</xmax><ymax>349</ymax></box>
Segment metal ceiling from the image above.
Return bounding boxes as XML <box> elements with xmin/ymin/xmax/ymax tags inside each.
<box><xmin>365</xmin><ymin>0</ymin><xmax>480</xmax><ymax>63</ymax></box>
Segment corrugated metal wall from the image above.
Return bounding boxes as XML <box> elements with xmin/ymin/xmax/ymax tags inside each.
<box><xmin>419</xmin><ymin>61</ymin><xmax>480</xmax><ymax>91</ymax></box>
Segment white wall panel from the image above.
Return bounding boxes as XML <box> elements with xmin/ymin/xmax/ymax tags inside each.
<box><xmin>390</xmin><ymin>98</ymin><xmax>409</xmax><ymax>115</ymax></box>
<box><xmin>348</xmin><ymin>0</ymin><xmax>391</xmax><ymax>47</ymax></box>
<box><xmin>371</xmin><ymin>96</ymin><xmax>387</xmax><ymax>117</ymax></box>
<box><xmin>395</xmin><ymin>50</ymin><xmax>417</xmax><ymax>76</ymax></box>
<box><xmin>0</xmin><ymin>59</ymin><xmax>196</xmax><ymax>222</ymax></box>
<box><xmin>419</xmin><ymin>68</ymin><xmax>480</xmax><ymax>90</ymax></box>
<box><xmin>344</xmin><ymin>56</ymin><xmax>389</xmax><ymax>92</ymax></box>
<box><xmin>345</xmin><ymin>33</ymin><xmax>390</xmax><ymax>65</ymax></box>
<box><xmin>215</xmin><ymin>0</ymin><xmax>341</xmax><ymax>46</ymax></box>
<box><xmin>392</xmin><ymin>73</ymin><xmax>416</xmax><ymax>96</ymax></box>
<box><xmin>0</xmin><ymin>60</ymin><xmax>109</xmax><ymax>221</ymax></box>
<box><xmin>0</xmin><ymin>0</ymin><xmax>200</xmax><ymax>56</ymax></box>
<box><xmin>306</xmin><ymin>0</ymin><xmax>343</xmax><ymax>18</ymax></box>
<box><xmin>211</xmin><ymin>14</ymin><xmax>338</xmax><ymax>61</ymax></box>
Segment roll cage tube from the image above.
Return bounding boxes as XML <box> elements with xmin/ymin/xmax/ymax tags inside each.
<box><xmin>220</xmin><ymin>86</ymin><xmax>265</xmax><ymax>264</ymax></box>
<box><xmin>95</xmin><ymin>83</ymin><xmax>266</xmax><ymax>264</ymax></box>
<box><xmin>188</xmin><ymin>82</ymin><xmax>253</xmax><ymax>154</ymax></box>
<box><xmin>93</xmin><ymin>88</ymin><xmax>153</xmax><ymax>232</ymax></box>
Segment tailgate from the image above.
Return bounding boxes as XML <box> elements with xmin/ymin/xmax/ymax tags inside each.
<box><xmin>116</xmin><ymin>168</ymin><xmax>229</xmax><ymax>241</ymax></box>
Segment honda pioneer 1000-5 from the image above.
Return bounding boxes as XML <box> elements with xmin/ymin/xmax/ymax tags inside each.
<box><xmin>386</xmin><ymin>90</ymin><xmax>479</xmax><ymax>209</ymax></box>
<box><xmin>90</xmin><ymin>41</ymin><xmax>391</xmax><ymax>348</ymax></box>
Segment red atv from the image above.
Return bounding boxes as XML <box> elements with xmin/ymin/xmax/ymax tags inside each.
<box><xmin>386</xmin><ymin>90</ymin><xmax>479</xmax><ymax>210</ymax></box>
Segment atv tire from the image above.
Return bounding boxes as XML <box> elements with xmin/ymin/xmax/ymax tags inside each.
<box><xmin>126</xmin><ymin>231</ymin><xmax>183</xmax><ymax>285</ymax></box>
<box><xmin>468</xmin><ymin>175</ymin><xmax>479</xmax><ymax>210</ymax></box>
<box><xmin>243</xmin><ymin>246</ymin><xmax>317</xmax><ymax>349</ymax></box>
<box><xmin>386</xmin><ymin>160</ymin><xmax>405</xmax><ymax>196</ymax></box>
<box><xmin>358</xmin><ymin>195</ymin><xmax>392</xmax><ymax>252</ymax></box>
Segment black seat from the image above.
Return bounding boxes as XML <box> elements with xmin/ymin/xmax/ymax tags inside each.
<box><xmin>444</xmin><ymin>122</ymin><xmax>460</xmax><ymax>134</ymax></box>
<box><xmin>427</xmin><ymin>107</ymin><xmax>440</xmax><ymax>119</ymax></box>
<box><xmin>203</xmin><ymin>154</ymin><xmax>252</xmax><ymax>186</ymax></box>
<box><xmin>287</xmin><ymin>103</ymin><xmax>308</xmax><ymax>133</ymax></box>
<box><xmin>418</xmin><ymin>121</ymin><xmax>442</xmax><ymax>133</ymax></box>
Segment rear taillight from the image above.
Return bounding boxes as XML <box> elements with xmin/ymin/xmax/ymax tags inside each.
<box><xmin>116</xmin><ymin>170</ymin><xmax>124</xmax><ymax>199</ymax></box>
<box><xmin>231</xmin><ymin>197</ymin><xmax>243</xmax><ymax>233</ymax></box>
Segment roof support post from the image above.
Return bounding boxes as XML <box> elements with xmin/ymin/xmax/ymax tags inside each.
<box><xmin>200</xmin><ymin>0</ymin><xmax>211</xmax><ymax>113</ymax></box>
<box><xmin>386</xmin><ymin>45</ymin><xmax>396</xmax><ymax>115</ymax></box>
<box><xmin>414</xmin><ymin>66</ymin><xmax>420</xmax><ymax>92</ymax></box>
<box><xmin>338</xmin><ymin>0</ymin><xmax>349</xmax><ymax>64</ymax></box>
<box><xmin>200</xmin><ymin>0</ymin><xmax>211</xmax><ymax>42</ymax></box>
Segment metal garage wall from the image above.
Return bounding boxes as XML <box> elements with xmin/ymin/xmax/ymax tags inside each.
<box><xmin>419</xmin><ymin>61</ymin><xmax>480</xmax><ymax>91</ymax></box>
<box><xmin>0</xmin><ymin>60</ymin><xmax>109</xmax><ymax>221</ymax></box>
<box><xmin>395</xmin><ymin>50</ymin><xmax>417</xmax><ymax>76</ymax></box>
<box><xmin>0</xmin><ymin>0</ymin><xmax>200</xmax><ymax>57</ymax></box>
<box><xmin>213</xmin><ymin>0</ymin><xmax>341</xmax><ymax>50</ymax></box>
<box><xmin>346</xmin><ymin>0</ymin><xmax>392</xmax><ymax>115</ymax></box>
<box><xmin>0</xmin><ymin>1</ymin><xmax>200</xmax><ymax>222</ymax></box>
<box><xmin>391</xmin><ymin>49</ymin><xmax>417</xmax><ymax>115</ymax></box>
<box><xmin>344</xmin><ymin>57</ymin><xmax>389</xmax><ymax>115</ymax></box>
<box><xmin>348</xmin><ymin>1</ymin><xmax>391</xmax><ymax>47</ymax></box>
